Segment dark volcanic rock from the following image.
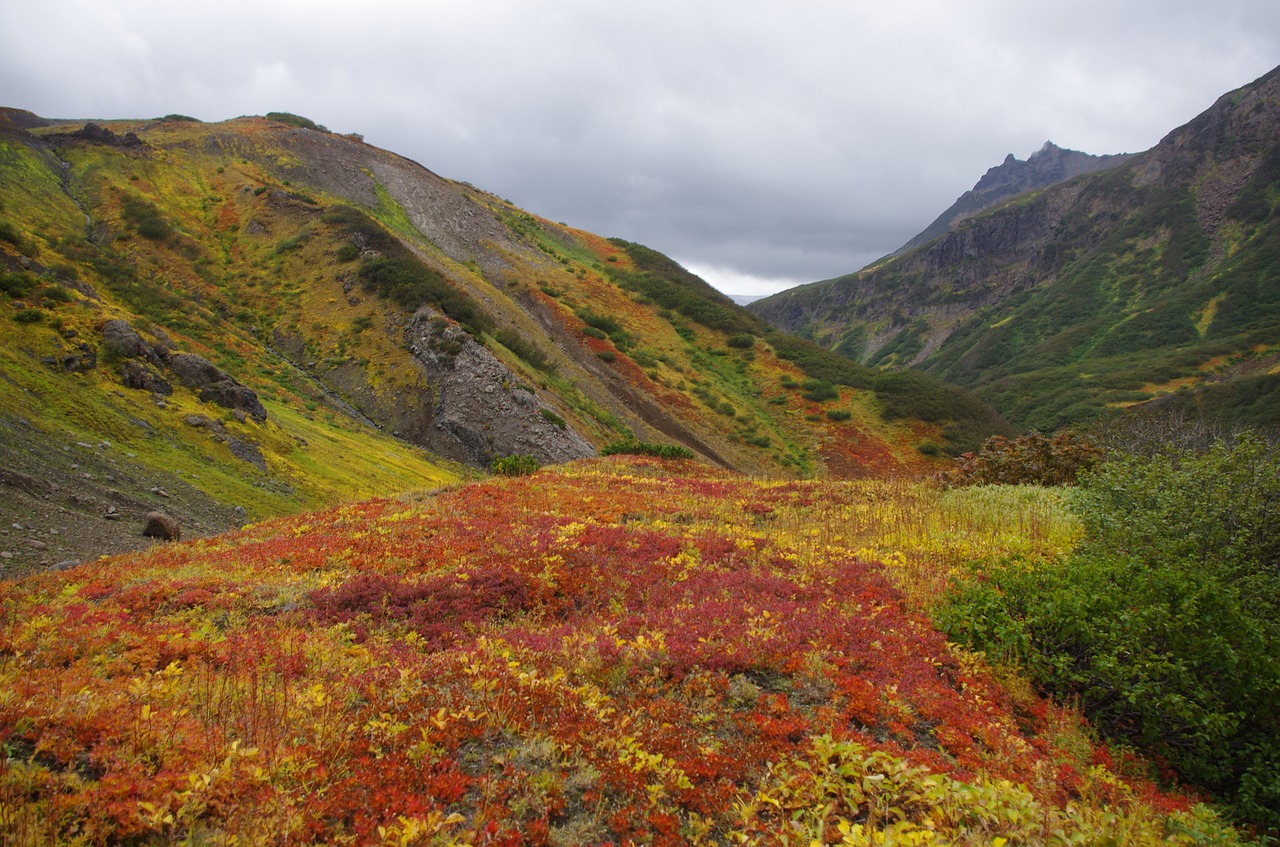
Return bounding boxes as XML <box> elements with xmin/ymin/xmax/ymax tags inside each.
<box><xmin>69</xmin><ymin>123</ymin><xmax>144</xmax><ymax>148</ymax></box>
<box><xmin>57</xmin><ymin>342</ymin><xmax>97</xmax><ymax>373</ymax></box>
<box><xmin>894</xmin><ymin>142</ymin><xmax>1133</xmax><ymax>256</ymax></box>
<box><xmin>166</xmin><ymin>353</ymin><xmax>267</xmax><ymax>422</ymax></box>
<box><xmin>120</xmin><ymin>359</ymin><xmax>173</xmax><ymax>395</ymax></box>
<box><xmin>102</xmin><ymin>319</ymin><xmax>162</xmax><ymax>365</ymax></box>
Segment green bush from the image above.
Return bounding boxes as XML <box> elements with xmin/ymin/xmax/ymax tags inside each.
<box><xmin>539</xmin><ymin>408</ymin><xmax>566</xmax><ymax>429</ymax></box>
<box><xmin>13</xmin><ymin>308</ymin><xmax>43</xmax><ymax>324</ymax></box>
<box><xmin>491</xmin><ymin>455</ymin><xmax>540</xmax><ymax>477</ymax></box>
<box><xmin>492</xmin><ymin>329</ymin><xmax>551</xmax><ymax>372</ymax></box>
<box><xmin>601</xmin><ymin>440</ymin><xmax>694</xmax><ymax>460</ymax></box>
<box><xmin>939</xmin><ymin>432</ymin><xmax>1280</xmax><ymax>828</ymax></box>
<box><xmin>726</xmin><ymin>333</ymin><xmax>755</xmax><ymax>349</ymax></box>
<box><xmin>577</xmin><ymin>309</ymin><xmax>632</xmax><ymax>349</ymax></box>
<box><xmin>0</xmin><ymin>270</ymin><xmax>37</xmax><ymax>298</ymax></box>
<box><xmin>801</xmin><ymin>379</ymin><xmax>839</xmax><ymax>402</ymax></box>
<box><xmin>826</xmin><ymin>409</ymin><xmax>852</xmax><ymax>421</ymax></box>
<box><xmin>265</xmin><ymin>112</ymin><xmax>328</xmax><ymax>132</ymax></box>
<box><xmin>323</xmin><ymin>205</ymin><xmax>491</xmax><ymax>331</ymax></box>
<box><xmin>0</xmin><ymin>220</ymin><xmax>23</xmax><ymax>247</ymax></box>
<box><xmin>121</xmin><ymin>195</ymin><xmax>170</xmax><ymax>241</ymax></box>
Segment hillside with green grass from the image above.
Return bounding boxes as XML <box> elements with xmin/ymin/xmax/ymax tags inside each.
<box><xmin>751</xmin><ymin>65</ymin><xmax>1280</xmax><ymax>432</ymax></box>
<box><xmin>0</xmin><ymin>107</ymin><xmax>1006</xmax><ymax>572</ymax></box>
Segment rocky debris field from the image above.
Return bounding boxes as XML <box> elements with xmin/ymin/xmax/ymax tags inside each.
<box><xmin>0</xmin><ymin>417</ymin><xmax>246</xmax><ymax>579</ymax></box>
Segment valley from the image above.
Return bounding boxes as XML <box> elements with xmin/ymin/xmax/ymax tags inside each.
<box><xmin>1</xmin><ymin>62</ymin><xmax>1277</xmax><ymax>843</ymax></box>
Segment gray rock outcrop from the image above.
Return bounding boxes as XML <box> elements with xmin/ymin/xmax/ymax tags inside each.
<box><xmin>406</xmin><ymin>309</ymin><xmax>594</xmax><ymax>467</ymax></box>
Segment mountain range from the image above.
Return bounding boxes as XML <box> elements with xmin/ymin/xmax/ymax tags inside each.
<box><xmin>751</xmin><ymin>65</ymin><xmax>1280</xmax><ymax>432</ymax></box>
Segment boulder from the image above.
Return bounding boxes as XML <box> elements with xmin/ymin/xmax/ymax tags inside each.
<box><xmin>120</xmin><ymin>359</ymin><xmax>173</xmax><ymax>395</ymax></box>
<box><xmin>166</xmin><ymin>353</ymin><xmax>268</xmax><ymax>422</ymax></box>
<box><xmin>142</xmin><ymin>511</ymin><xmax>180</xmax><ymax>542</ymax></box>
<box><xmin>102</xmin><ymin>319</ymin><xmax>160</xmax><ymax>364</ymax></box>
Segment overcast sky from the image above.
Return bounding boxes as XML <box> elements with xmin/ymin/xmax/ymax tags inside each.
<box><xmin>2</xmin><ymin>1</ymin><xmax>1278</xmax><ymax>295</ymax></box>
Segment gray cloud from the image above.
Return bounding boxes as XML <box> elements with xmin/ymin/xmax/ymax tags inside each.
<box><xmin>2</xmin><ymin>0</ymin><xmax>1278</xmax><ymax>294</ymax></box>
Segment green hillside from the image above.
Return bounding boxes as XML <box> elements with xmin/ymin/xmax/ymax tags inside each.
<box><xmin>751</xmin><ymin>66</ymin><xmax>1280</xmax><ymax>432</ymax></box>
<box><xmin>0</xmin><ymin>108</ymin><xmax>1005</xmax><ymax>571</ymax></box>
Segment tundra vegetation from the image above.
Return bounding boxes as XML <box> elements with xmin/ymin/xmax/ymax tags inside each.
<box><xmin>1</xmin><ymin>427</ymin><xmax>1272</xmax><ymax>844</ymax></box>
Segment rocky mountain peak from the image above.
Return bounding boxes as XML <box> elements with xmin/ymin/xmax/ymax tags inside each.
<box><xmin>893</xmin><ymin>141</ymin><xmax>1133</xmax><ymax>255</ymax></box>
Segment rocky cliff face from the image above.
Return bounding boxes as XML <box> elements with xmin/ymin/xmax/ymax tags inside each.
<box><xmin>894</xmin><ymin>142</ymin><xmax>1132</xmax><ymax>256</ymax></box>
<box><xmin>405</xmin><ymin>309</ymin><xmax>595</xmax><ymax>467</ymax></box>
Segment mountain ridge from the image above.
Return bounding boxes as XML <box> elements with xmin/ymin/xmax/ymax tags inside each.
<box><xmin>750</xmin><ymin>65</ymin><xmax>1280</xmax><ymax>431</ymax></box>
<box><xmin>892</xmin><ymin>140</ymin><xmax>1134</xmax><ymax>256</ymax></box>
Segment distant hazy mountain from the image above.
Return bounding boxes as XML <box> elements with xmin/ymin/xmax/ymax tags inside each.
<box><xmin>750</xmin><ymin>66</ymin><xmax>1280</xmax><ymax>432</ymax></box>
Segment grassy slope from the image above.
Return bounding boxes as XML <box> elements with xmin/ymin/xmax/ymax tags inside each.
<box><xmin>0</xmin><ymin>457</ymin><xmax>1246</xmax><ymax>845</ymax></box>
<box><xmin>0</xmin><ymin>127</ymin><xmax>463</xmax><ymax>572</ymax></box>
<box><xmin>3</xmin><ymin>111</ymin><xmax>1006</xmax><ymax>513</ymax></box>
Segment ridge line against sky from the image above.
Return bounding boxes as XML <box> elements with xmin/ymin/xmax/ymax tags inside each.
<box><xmin>2</xmin><ymin>0</ymin><xmax>1278</xmax><ymax>296</ymax></box>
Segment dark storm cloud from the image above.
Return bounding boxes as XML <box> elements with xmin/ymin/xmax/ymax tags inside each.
<box><xmin>2</xmin><ymin>0</ymin><xmax>1278</xmax><ymax>294</ymax></box>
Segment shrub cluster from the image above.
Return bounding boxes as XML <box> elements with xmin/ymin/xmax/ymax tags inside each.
<box><xmin>323</xmin><ymin>205</ymin><xmax>491</xmax><ymax>332</ymax></box>
<box><xmin>308</xmin><ymin>568</ymin><xmax>539</xmax><ymax>648</ymax></box>
<box><xmin>605</xmin><ymin>238</ymin><xmax>759</xmax><ymax>335</ymax></box>
<box><xmin>939</xmin><ymin>431</ymin><xmax>1280</xmax><ymax>828</ymax></box>
<box><xmin>0</xmin><ymin>270</ymin><xmax>38</xmax><ymax>298</ymax></box>
<box><xmin>940</xmin><ymin>430</ymin><xmax>1102</xmax><ymax>487</ymax></box>
<box><xmin>265</xmin><ymin>111</ymin><xmax>329</xmax><ymax>132</ymax></box>
<box><xmin>491</xmin><ymin>328</ymin><xmax>552</xmax><ymax>372</ymax></box>
<box><xmin>121</xmin><ymin>195</ymin><xmax>170</xmax><ymax>241</ymax></box>
<box><xmin>491</xmin><ymin>454</ymin><xmax>541</xmax><ymax>477</ymax></box>
<box><xmin>600</xmin><ymin>439</ymin><xmax>695</xmax><ymax>460</ymax></box>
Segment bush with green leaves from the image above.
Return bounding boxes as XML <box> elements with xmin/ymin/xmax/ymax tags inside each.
<box><xmin>800</xmin><ymin>379</ymin><xmax>839</xmax><ymax>403</ymax></box>
<box><xmin>121</xmin><ymin>195</ymin><xmax>170</xmax><ymax>241</ymax></box>
<box><xmin>265</xmin><ymin>112</ymin><xmax>328</xmax><ymax>132</ymax></box>
<box><xmin>938</xmin><ymin>432</ymin><xmax>1280</xmax><ymax>828</ymax></box>
<box><xmin>600</xmin><ymin>440</ymin><xmax>694</xmax><ymax>460</ymax></box>
<box><xmin>0</xmin><ymin>270</ymin><xmax>37</xmax><ymax>298</ymax></box>
<box><xmin>491</xmin><ymin>455</ymin><xmax>540</xmax><ymax>477</ymax></box>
